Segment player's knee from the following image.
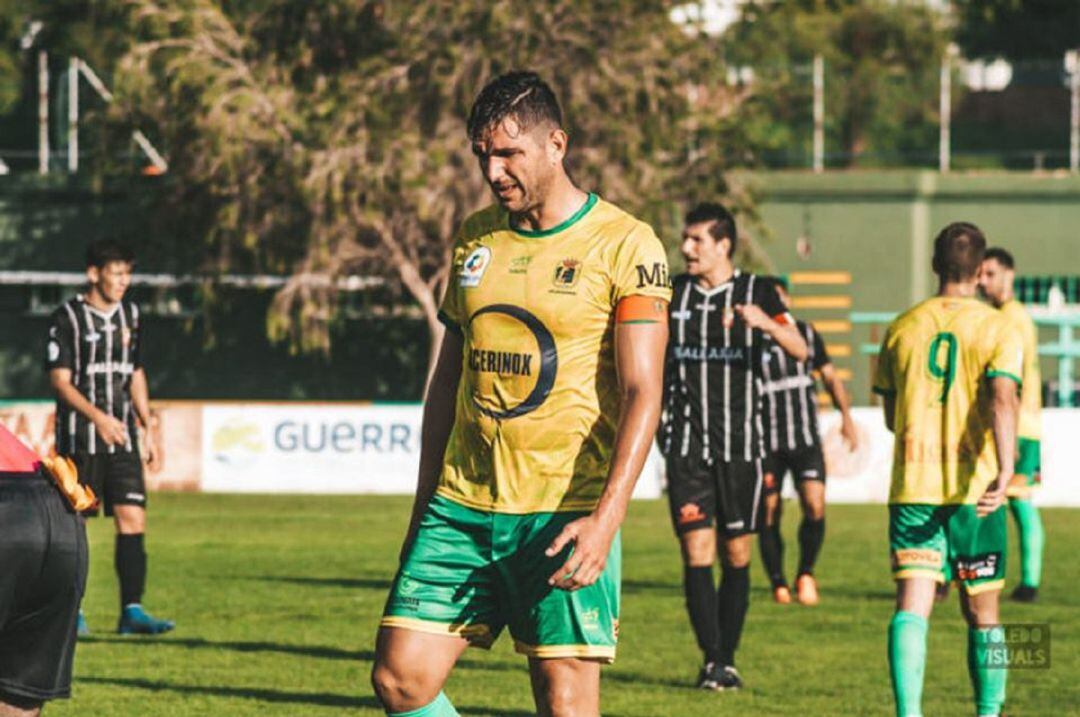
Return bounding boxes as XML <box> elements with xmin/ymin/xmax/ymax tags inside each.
<box><xmin>541</xmin><ymin>680</ymin><xmax>590</xmax><ymax>717</ymax></box>
<box><xmin>371</xmin><ymin>661</ymin><xmax>412</xmax><ymax>709</ymax></box>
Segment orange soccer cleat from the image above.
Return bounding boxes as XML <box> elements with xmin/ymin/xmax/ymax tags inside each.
<box><xmin>795</xmin><ymin>574</ymin><xmax>819</xmax><ymax>606</ymax></box>
<box><xmin>773</xmin><ymin>585</ymin><xmax>792</xmax><ymax>604</ymax></box>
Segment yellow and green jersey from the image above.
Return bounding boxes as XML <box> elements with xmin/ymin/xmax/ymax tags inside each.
<box><xmin>1000</xmin><ymin>299</ymin><xmax>1042</xmax><ymax>441</ymax></box>
<box><xmin>437</xmin><ymin>193</ymin><xmax>671</xmax><ymax>514</ymax></box>
<box><xmin>873</xmin><ymin>296</ymin><xmax>1023</xmax><ymax>505</ymax></box>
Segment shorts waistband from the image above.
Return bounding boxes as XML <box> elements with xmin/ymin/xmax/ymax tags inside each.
<box><xmin>0</xmin><ymin>470</ymin><xmax>48</xmax><ymax>484</ymax></box>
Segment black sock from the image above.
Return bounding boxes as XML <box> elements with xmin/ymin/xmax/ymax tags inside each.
<box><xmin>683</xmin><ymin>565</ymin><xmax>720</xmax><ymax>664</ymax></box>
<box><xmin>758</xmin><ymin>521</ymin><xmax>786</xmax><ymax>587</ymax></box>
<box><xmin>717</xmin><ymin>564</ymin><xmax>750</xmax><ymax>667</ymax></box>
<box><xmin>797</xmin><ymin>517</ymin><xmax>825</xmax><ymax>577</ymax></box>
<box><xmin>115</xmin><ymin>533</ymin><xmax>147</xmax><ymax>608</ymax></box>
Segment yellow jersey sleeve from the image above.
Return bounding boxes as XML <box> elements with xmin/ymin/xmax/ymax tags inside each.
<box><xmin>872</xmin><ymin>328</ymin><xmax>896</xmax><ymax>396</ymax></box>
<box><xmin>985</xmin><ymin>315</ymin><xmax>1024</xmax><ymax>387</ymax></box>
<box><xmin>610</xmin><ymin>223</ymin><xmax>672</xmax><ymax>304</ymax></box>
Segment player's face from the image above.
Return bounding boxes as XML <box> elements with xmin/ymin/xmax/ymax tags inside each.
<box><xmin>680</xmin><ymin>221</ymin><xmax>731</xmax><ymax>277</ymax></box>
<box><xmin>87</xmin><ymin>261</ymin><xmax>133</xmax><ymax>305</ymax></box>
<box><xmin>977</xmin><ymin>258</ymin><xmax>1011</xmax><ymax>307</ymax></box>
<box><xmin>472</xmin><ymin>117</ymin><xmax>562</xmax><ymax>214</ymax></box>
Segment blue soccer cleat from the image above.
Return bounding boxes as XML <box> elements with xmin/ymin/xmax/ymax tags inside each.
<box><xmin>77</xmin><ymin>610</ymin><xmax>90</xmax><ymax>637</ymax></box>
<box><xmin>116</xmin><ymin>604</ymin><xmax>175</xmax><ymax>635</ymax></box>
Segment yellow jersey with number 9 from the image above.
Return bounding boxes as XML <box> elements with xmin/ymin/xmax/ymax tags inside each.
<box><xmin>436</xmin><ymin>194</ymin><xmax>671</xmax><ymax>514</ymax></box>
<box><xmin>873</xmin><ymin>296</ymin><xmax>1023</xmax><ymax>505</ymax></box>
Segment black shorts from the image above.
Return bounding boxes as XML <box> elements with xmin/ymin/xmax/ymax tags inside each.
<box><xmin>666</xmin><ymin>457</ymin><xmax>764</xmax><ymax>537</ymax></box>
<box><xmin>762</xmin><ymin>445</ymin><xmax>826</xmax><ymax>496</ymax></box>
<box><xmin>70</xmin><ymin>450</ymin><xmax>146</xmax><ymax>517</ymax></box>
<box><xmin>0</xmin><ymin>474</ymin><xmax>88</xmax><ymax>702</ymax></box>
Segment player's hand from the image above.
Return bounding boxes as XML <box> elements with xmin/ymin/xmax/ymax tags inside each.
<box><xmin>976</xmin><ymin>475</ymin><xmax>1008</xmax><ymax>517</ymax></box>
<box><xmin>734</xmin><ymin>303</ymin><xmax>772</xmax><ymax>330</ymax></box>
<box><xmin>145</xmin><ymin>437</ymin><xmax>162</xmax><ymax>472</ymax></box>
<box><xmin>545</xmin><ymin>514</ymin><xmax>617</xmax><ymax>592</ymax></box>
<box><xmin>93</xmin><ymin>411</ymin><xmax>128</xmax><ymax>446</ymax></box>
<box><xmin>840</xmin><ymin>415</ymin><xmax>859</xmax><ymax>451</ymax></box>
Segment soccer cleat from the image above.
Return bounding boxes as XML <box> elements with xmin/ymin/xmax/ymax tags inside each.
<box><xmin>716</xmin><ymin>665</ymin><xmax>743</xmax><ymax>691</ymax></box>
<box><xmin>117</xmin><ymin>604</ymin><xmax>175</xmax><ymax>635</ymax></box>
<box><xmin>77</xmin><ymin>610</ymin><xmax>90</xmax><ymax>637</ymax></box>
<box><xmin>695</xmin><ymin>661</ymin><xmax>724</xmax><ymax>690</ymax></box>
<box><xmin>1010</xmin><ymin>585</ymin><xmax>1038</xmax><ymax>603</ymax></box>
<box><xmin>795</xmin><ymin>573</ymin><xmax>819</xmax><ymax>606</ymax></box>
<box><xmin>773</xmin><ymin>585</ymin><xmax>792</xmax><ymax>604</ymax></box>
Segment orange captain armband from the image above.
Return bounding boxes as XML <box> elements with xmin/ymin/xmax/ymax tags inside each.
<box><xmin>42</xmin><ymin>454</ymin><xmax>98</xmax><ymax>512</ymax></box>
<box><xmin>616</xmin><ymin>295</ymin><xmax>668</xmax><ymax>325</ymax></box>
<box><xmin>773</xmin><ymin>311</ymin><xmax>793</xmax><ymax>326</ymax></box>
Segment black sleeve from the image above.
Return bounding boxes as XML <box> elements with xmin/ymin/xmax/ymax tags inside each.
<box><xmin>754</xmin><ymin>277</ymin><xmax>786</xmax><ymax>318</ymax></box>
<box><xmin>810</xmin><ymin>325</ymin><xmax>830</xmax><ymax>370</ymax></box>
<box><xmin>45</xmin><ymin>308</ymin><xmax>76</xmax><ymax>372</ymax></box>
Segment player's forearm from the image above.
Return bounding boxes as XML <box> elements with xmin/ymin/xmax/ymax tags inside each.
<box><xmin>593</xmin><ymin>384</ymin><xmax>663</xmax><ymax>531</ymax></box>
<box><xmin>766</xmin><ymin>321</ymin><xmax>809</xmax><ymax>362</ymax></box>
<box><xmin>823</xmin><ymin>371</ymin><xmax>853</xmax><ymax>417</ymax></box>
<box><xmin>50</xmin><ymin>375</ymin><xmax>103</xmax><ymax>423</ymax></box>
<box><xmin>990</xmin><ymin>384</ymin><xmax>1018</xmax><ymax>489</ymax></box>
<box><xmin>130</xmin><ymin>369</ymin><xmax>152</xmax><ymax>429</ymax></box>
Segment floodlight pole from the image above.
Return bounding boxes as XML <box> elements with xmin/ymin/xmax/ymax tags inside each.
<box><xmin>68</xmin><ymin>57</ymin><xmax>79</xmax><ymax>173</ymax></box>
<box><xmin>37</xmin><ymin>51</ymin><xmax>49</xmax><ymax>174</ymax></box>
<box><xmin>813</xmin><ymin>54</ymin><xmax>824</xmax><ymax>173</ymax></box>
<box><xmin>1069</xmin><ymin>49</ymin><xmax>1079</xmax><ymax>174</ymax></box>
<box><xmin>939</xmin><ymin>44</ymin><xmax>957</xmax><ymax>174</ymax></box>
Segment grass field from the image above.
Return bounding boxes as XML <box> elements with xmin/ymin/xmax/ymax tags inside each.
<box><xmin>52</xmin><ymin>493</ymin><xmax>1078</xmax><ymax>716</ymax></box>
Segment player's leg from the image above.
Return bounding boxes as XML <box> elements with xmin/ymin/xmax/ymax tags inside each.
<box><xmin>528</xmin><ymin>658</ymin><xmax>601</xmax><ymax>717</ymax></box>
<box><xmin>0</xmin><ymin>695</ymin><xmax>41</xmax><ymax>716</ymax></box>
<box><xmin>1007</xmin><ymin>439</ymin><xmax>1043</xmax><ymax>601</ymax></box>
<box><xmin>756</xmin><ymin>455</ymin><xmax>789</xmax><ymax>601</ymax></box>
<box><xmin>888</xmin><ymin>504</ymin><xmax>947</xmax><ymax>717</ymax></box>
<box><xmin>108</xmin><ymin>453</ymin><xmax>173</xmax><ymax>634</ymax></box>
<box><xmin>951</xmin><ymin>505</ymin><xmax>1008</xmax><ymax>717</ymax></box>
<box><xmin>666</xmin><ymin>458</ymin><xmax>722</xmax><ymax>684</ymax></box>
<box><xmin>372</xmin><ymin>628</ymin><xmax>467</xmax><ymax>715</ymax></box>
<box><xmin>794</xmin><ymin>446</ymin><xmax>827</xmax><ymax>605</ymax></box>
<box><xmin>71</xmin><ymin>452</ymin><xmax>102</xmax><ymax>635</ymax></box>
<box><xmin>376</xmin><ymin>495</ymin><xmax>503</xmax><ymax>715</ymax></box>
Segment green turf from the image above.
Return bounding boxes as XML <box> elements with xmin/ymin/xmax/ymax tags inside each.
<box><xmin>51</xmin><ymin>494</ymin><xmax>1078</xmax><ymax>716</ymax></box>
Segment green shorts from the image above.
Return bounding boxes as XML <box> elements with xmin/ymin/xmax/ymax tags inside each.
<box><xmin>381</xmin><ymin>494</ymin><xmax>621</xmax><ymax>662</ymax></box>
<box><xmin>1007</xmin><ymin>438</ymin><xmax>1042</xmax><ymax>497</ymax></box>
<box><xmin>889</xmin><ymin>503</ymin><xmax>1006</xmax><ymax>595</ymax></box>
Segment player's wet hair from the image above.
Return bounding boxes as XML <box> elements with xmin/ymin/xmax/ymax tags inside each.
<box><xmin>467</xmin><ymin>71</ymin><xmax>563</xmax><ymax>143</ymax></box>
<box><xmin>86</xmin><ymin>239</ymin><xmax>135</xmax><ymax>269</ymax></box>
<box><xmin>932</xmin><ymin>222</ymin><xmax>986</xmax><ymax>282</ymax></box>
<box><xmin>685</xmin><ymin>202</ymin><xmax>737</xmax><ymax>257</ymax></box>
<box><xmin>984</xmin><ymin>247</ymin><xmax>1015</xmax><ymax>270</ymax></box>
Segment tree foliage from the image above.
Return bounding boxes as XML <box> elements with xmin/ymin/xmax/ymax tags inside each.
<box><xmin>954</xmin><ymin>0</ymin><xmax>1080</xmax><ymax>61</ymax></box>
<box><xmin>111</xmin><ymin>0</ymin><xmax>766</xmax><ymax>364</ymax></box>
<box><xmin>726</xmin><ymin>0</ymin><xmax>948</xmax><ymax>167</ymax></box>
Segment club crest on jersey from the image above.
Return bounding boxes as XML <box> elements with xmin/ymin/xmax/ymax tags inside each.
<box><xmin>459</xmin><ymin>246</ymin><xmax>492</xmax><ymax>288</ymax></box>
<box><xmin>722</xmin><ymin>307</ymin><xmax>736</xmax><ymax>329</ymax></box>
<box><xmin>552</xmin><ymin>258</ymin><xmax>581</xmax><ymax>289</ymax></box>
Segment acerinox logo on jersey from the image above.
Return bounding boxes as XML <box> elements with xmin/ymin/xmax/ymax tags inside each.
<box><xmin>467</xmin><ymin>304</ymin><xmax>558</xmax><ymax>420</ymax></box>
<box><xmin>460</xmin><ymin>246</ymin><xmax>492</xmax><ymax>287</ymax></box>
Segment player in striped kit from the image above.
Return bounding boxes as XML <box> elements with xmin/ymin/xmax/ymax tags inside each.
<box><xmin>660</xmin><ymin>203</ymin><xmax>807</xmax><ymax>690</ymax></box>
<box><xmin>46</xmin><ymin>239</ymin><xmax>174</xmax><ymax>636</ymax></box>
<box><xmin>757</xmin><ymin>278</ymin><xmax>858</xmax><ymax>605</ymax></box>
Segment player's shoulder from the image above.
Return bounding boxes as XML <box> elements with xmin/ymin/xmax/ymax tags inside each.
<box><xmin>1000</xmin><ymin>299</ymin><xmax>1034</xmax><ymax>328</ymax></box>
<box><xmin>457</xmin><ymin>204</ymin><xmax>506</xmax><ymax>242</ymax></box>
<box><xmin>121</xmin><ymin>298</ymin><xmax>142</xmax><ymax>320</ymax></box>
<box><xmin>591</xmin><ymin>197</ymin><xmax>661</xmax><ymax>247</ymax></box>
<box><xmin>671</xmin><ymin>273</ymin><xmax>694</xmax><ymax>291</ymax></box>
<box><xmin>49</xmin><ymin>295</ymin><xmax>81</xmax><ymax>322</ymax></box>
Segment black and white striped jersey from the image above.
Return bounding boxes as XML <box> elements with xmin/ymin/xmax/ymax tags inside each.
<box><xmin>660</xmin><ymin>271</ymin><xmax>791</xmax><ymax>463</ymax></box>
<box><xmin>46</xmin><ymin>295</ymin><xmax>143</xmax><ymax>456</ymax></box>
<box><xmin>760</xmin><ymin>320</ymin><xmax>830</xmax><ymax>453</ymax></box>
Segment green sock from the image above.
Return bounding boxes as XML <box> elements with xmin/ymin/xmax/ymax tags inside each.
<box><xmin>388</xmin><ymin>691</ymin><xmax>460</xmax><ymax>717</ymax></box>
<box><xmin>968</xmin><ymin>628</ymin><xmax>1007</xmax><ymax>716</ymax></box>
<box><xmin>888</xmin><ymin>611</ymin><xmax>928</xmax><ymax>717</ymax></box>
<box><xmin>1008</xmin><ymin>497</ymin><xmax>1044</xmax><ymax>588</ymax></box>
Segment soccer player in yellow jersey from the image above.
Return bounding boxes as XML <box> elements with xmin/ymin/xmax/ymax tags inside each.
<box><xmin>371</xmin><ymin>72</ymin><xmax>671</xmax><ymax>717</ymax></box>
<box><xmin>874</xmin><ymin>223</ymin><xmax>1021</xmax><ymax>717</ymax></box>
<box><xmin>979</xmin><ymin>248</ymin><xmax>1044</xmax><ymax>603</ymax></box>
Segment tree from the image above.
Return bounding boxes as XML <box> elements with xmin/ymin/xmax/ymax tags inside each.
<box><xmin>112</xmin><ymin>0</ymin><xmax>759</xmax><ymax>371</ymax></box>
<box><xmin>954</xmin><ymin>0</ymin><xmax>1080</xmax><ymax>61</ymax></box>
<box><xmin>725</xmin><ymin>0</ymin><xmax>948</xmax><ymax>167</ymax></box>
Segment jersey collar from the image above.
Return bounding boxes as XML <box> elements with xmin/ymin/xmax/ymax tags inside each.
<box><xmin>509</xmin><ymin>193</ymin><xmax>598</xmax><ymax>238</ymax></box>
<box><xmin>692</xmin><ymin>269</ymin><xmax>740</xmax><ymax>297</ymax></box>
